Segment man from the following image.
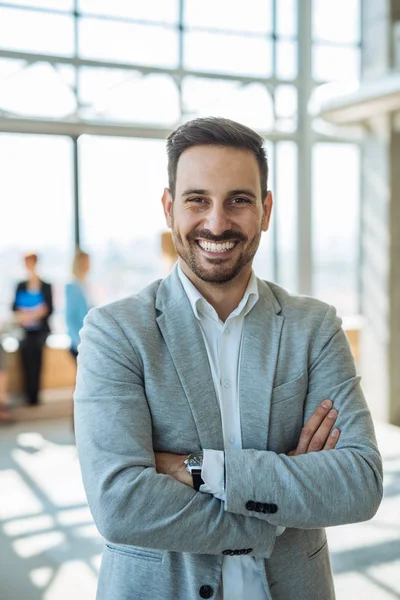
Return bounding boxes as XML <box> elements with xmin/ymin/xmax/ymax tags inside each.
<box><xmin>74</xmin><ymin>118</ymin><xmax>383</xmax><ymax>600</ymax></box>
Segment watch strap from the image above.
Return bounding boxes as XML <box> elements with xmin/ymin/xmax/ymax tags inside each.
<box><xmin>192</xmin><ymin>469</ymin><xmax>204</xmax><ymax>491</ymax></box>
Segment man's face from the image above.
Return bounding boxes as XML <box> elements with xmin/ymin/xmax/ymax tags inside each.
<box><xmin>162</xmin><ymin>145</ymin><xmax>272</xmax><ymax>285</ymax></box>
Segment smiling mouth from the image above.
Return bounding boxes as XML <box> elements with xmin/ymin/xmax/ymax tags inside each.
<box><xmin>196</xmin><ymin>240</ymin><xmax>238</xmax><ymax>253</ymax></box>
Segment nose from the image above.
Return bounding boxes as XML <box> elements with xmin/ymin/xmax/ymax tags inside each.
<box><xmin>204</xmin><ymin>203</ymin><xmax>232</xmax><ymax>236</ymax></box>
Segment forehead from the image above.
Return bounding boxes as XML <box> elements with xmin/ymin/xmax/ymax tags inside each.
<box><xmin>175</xmin><ymin>145</ymin><xmax>261</xmax><ymax>193</ymax></box>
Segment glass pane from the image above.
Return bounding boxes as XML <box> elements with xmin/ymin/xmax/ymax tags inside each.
<box><xmin>275</xmin><ymin>142</ymin><xmax>297</xmax><ymax>291</ymax></box>
<box><xmin>79</xmin><ymin>69</ymin><xmax>179</xmax><ymax>125</ymax></box>
<box><xmin>0</xmin><ymin>135</ymin><xmax>74</xmax><ymax>332</ymax></box>
<box><xmin>0</xmin><ymin>63</ymin><xmax>76</xmax><ymax>118</ymax></box>
<box><xmin>79</xmin><ymin>0</ymin><xmax>178</xmax><ymax>24</ymax></box>
<box><xmin>276</xmin><ymin>0</ymin><xmax>297</xmax><ymax>37</ymax></box>
<box><xmin>3</xmin><ymin>0</ymin><xmax>73</xmax><ymax>10</ymax></box>
<box><xmin>313</xmin><ymin>0</ymin><xmax>360</xmax><ymax>43</ymax></box>
<box><xmin>184</xmin><ymin>31</ymin><xmax>273</xmax><ymax>77</ymax></box>
<box><xmin>276</xmin><ymin>40</ymin><xmax>297</xmax><ymax>79</ymax></box>
<box><xmin>80</xmin><ymin>136</ymin><xmax>168</xmax><ymax>305</ymax></box>
<box><xmin>253</xmin><ymin>141</ymin><xmax>274</xmax><ymax>281</ymax></box>
<box><xmin>313</xmin><ymin>45</ymin><xmax>360</xmax><ymax>82</ymax></box>
<box><xmin>275</xmin><ymin>85</ymin><xmax>297</xmax><ymax>117</ymax></box>
<box><xmin>79</xmin><ymin>19</ymin><xmax>178</xmax><ymax>68</ymax></box>
<box><xmin>185</xmin><ymin>0</ymin><xmax>272</xmax><ymax>34</ymax></box>
<box><xmin>0</xmin><ymin>58</ymin><xmax>26</xmax><ymax>78</ymax></box>
<box><xmin>0</xmin><ymin>8</ymin><xmax>74</xmax><ymax>56</ymax></box>
<box><xmin>183</xmin><ymin>77</ymin><xmax>274</xmax><ymax>130</ymax></box>
<box><xmin>312</xmin><ymin>143</ymin><xmax>360</xmax><ymax>316</ymax></box>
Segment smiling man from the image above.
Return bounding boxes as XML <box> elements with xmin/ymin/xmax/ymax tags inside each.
<box><xmin>74</xmin><ymin>117</ymin><xmax>382</xmax><ymax>600</ymax></box>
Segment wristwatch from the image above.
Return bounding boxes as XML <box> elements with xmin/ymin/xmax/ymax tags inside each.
<box><xmin>184</xmin><ymin>451</ymin><xmax>204</xmax><ymax>491</ymax></box>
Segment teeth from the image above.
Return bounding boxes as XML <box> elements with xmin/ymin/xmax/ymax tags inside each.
<box><xmin>198</xmin><ymin>241</ymin><xmax>236</xmax><ymax>253</ymax></box>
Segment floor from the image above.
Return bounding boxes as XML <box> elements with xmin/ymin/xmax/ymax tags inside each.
<box><xmin>0</xmin><ymin>418</ymin><xmax>399</xmax><ymax>600</ymax></box>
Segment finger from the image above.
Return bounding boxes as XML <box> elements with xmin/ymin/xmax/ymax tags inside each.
<box><xmin>323</xmin><ymin>427</ymin><xmax>340</xmax><ymax>450</ymax></box>
<box><xmin>294</xmin><ymin>400</ymin><xmax>333</xmax><ymax>455</ymax></box>
<box><xmin>307</xmin><ymin>409</ymin><xmax>338</xmax><ymax>452</ymax></box>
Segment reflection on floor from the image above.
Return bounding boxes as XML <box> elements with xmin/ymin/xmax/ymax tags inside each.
<box><xmin>0</xmin><ymin>419</ymin><xmax>399</xmax><ymax>600</ymax></box>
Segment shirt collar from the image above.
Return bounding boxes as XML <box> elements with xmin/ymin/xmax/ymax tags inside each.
<box><xmin>177</xmin><ymin>264</ymin><xmax>259</xmax><ymax>322</ymax></box>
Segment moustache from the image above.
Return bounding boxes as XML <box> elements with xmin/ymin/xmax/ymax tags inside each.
<box><xmin>188</xmin><ymin>229</ymin><xmax>246</xmax><ymax>243</ymax></box>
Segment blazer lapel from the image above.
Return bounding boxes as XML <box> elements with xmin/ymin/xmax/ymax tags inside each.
<box><xmin>156</xmin><ymin>269</ymin><xmax>224</xmax><ymax>451</ymax></box>
<box><xmin>240</xmin><ymin>280</ymin><xmax>284</xmax><ymax>450</ymax></box>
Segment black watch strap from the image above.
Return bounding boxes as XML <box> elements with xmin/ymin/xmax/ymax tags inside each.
<box><xmin>192</xmin><ymin>469</ymin><xmax>204</xmax><ymax>491</ymax></box>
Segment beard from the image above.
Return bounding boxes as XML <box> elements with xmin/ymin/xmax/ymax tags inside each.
<box><xmin>171</xmin><ymin>221</ymin><xmax>262</xmax><ymax>284</ymax></box>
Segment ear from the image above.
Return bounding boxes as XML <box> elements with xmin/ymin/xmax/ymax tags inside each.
<box><xmin>261</xmin><ymin>191</ymin><xmax>273</xmax><ymax>232</ymax></box>
<box><xmin>162</xmin><ymin>188</ymin><xmax>173</xmax><ymax>229</ymax></box>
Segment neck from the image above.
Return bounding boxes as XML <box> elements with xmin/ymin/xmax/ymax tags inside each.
<box><xmin>179</xmin><ymin>260</ymin><xmax>252</xmax><ymax>322</ymax></box>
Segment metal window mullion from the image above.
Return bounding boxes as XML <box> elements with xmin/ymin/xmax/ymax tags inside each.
<box><xmin>297</xmin><ymin>0</ymin><xmax>313</xmax><ymax>295</ymax></box>
<box><xmin>72</xmin><ymin>0</ymin><xmax>80</xmax><ymax>250</ymax></box>
<box><xmin>271</xmin><ymin>142</ymin><xmax>279</xmax><ymax>282</ymax></box>
<box><xmin>72</xmin><ymin>136</ymin><xmax>80</xmax><ymax>248</ymax></box>
<box><xmin>178</xmin><ymin>0</ymin><xmax>184</xmax><ymax>121</ymax></box>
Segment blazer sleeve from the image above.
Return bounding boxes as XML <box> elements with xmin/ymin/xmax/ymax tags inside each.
<box><xmin>224</xmin><ymin>305</ymin><xmax>383</xmax><ymax>529</ymax></box>
<box><xmin>74</xmin><ymin>306</ymin><xmax>278</xmax><ymax>556</ymax></box>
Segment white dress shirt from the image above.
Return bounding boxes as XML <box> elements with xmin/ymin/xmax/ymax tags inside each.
<box><xmin>178</xmin><ymin>266</ymin><xmax>269</xmax><ymax>600</ymax></box>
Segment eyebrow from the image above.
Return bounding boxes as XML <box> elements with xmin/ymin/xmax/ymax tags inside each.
<box><xmin>181</xmin><ymin>188</ymin><xmax>257</xmax><ymax>199</ymax></box>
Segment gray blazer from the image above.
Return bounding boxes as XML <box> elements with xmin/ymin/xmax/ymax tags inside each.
<box><xmin>74</xmin><ymin>266</ymin><xmax>383</xmax><ymax>600</ymax></box>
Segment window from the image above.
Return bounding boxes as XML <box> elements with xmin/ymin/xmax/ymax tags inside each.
<box><xmin>184</xmin><ymin>0</ymin><xmax>273</xmax><ymax>34</ymax></box>
<box><xmin>79</xmin><ymin>69</ymin><xmax>180</xmax><ymax>124</ymax></box>
<box><xmin>0</xmin><ymin>7</ymin><xmax>74</xmax><ymax>56</ymax></box>
<box><xmin>0</xmin><ymin>63</ymin><xmax>76</xmax><ymax>118</ymax></box>
<box><xmin>312</xmin><ymin>143</ymin><xmax>360</xmax><ymax>315</ymax></box>
<box><xmin>312</xmin><ymin>0</ymin><xmax>360</xmax><ymax>44</ymax></box>
<box><xmin>0</xmin><ymin>135</ymin><xmax>74</xmax><ymax>332</ymax></box>
<box><xmin>79</xmin><ymin>19</ymin><xmax>179</xmax><ymax>67</ymax></box>
<box><xmin>184</xmin><ymin>31</ymin><xmax>273</xmax><ymax>77</ymax></box>
<box><xmin>79</xmin><ymin>136</ymin><xmax>168</xmax><ymax>305</ymax></box>
<box><xmin>78</xmin><ymin>0</ymin><xmax>178</xmax><ymax>24</ymax></box>
<box><xmin>183</xmin><ymin>78</ymin><xmax>274</xmax><ymax>130</ymax></box>
<box><xmin>275</xmin><ymin>142</ymin><xmax>297</xmax><ymax>291</ymax></box>
<box><xmin>312</xmin><ymin>0</ymin><xmax>361</xmax><ymax>83</ymax></box>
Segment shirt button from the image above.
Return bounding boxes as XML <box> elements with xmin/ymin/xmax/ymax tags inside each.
<box><xmin>229</xmin><ymin>435</ymin><xmax>236</xmax><ymax>444</ymax></box>
<box><xmin>223</xmin><ymin>380</ymin><xmax>231</xmax><ymax>389</ymax></box>
<box><xmin>224</xmin><ymin>327</ymin><xmax>230</xmax><ymax>334</ymax></box>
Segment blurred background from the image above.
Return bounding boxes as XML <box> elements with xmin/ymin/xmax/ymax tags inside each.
<box><xmin>0</xmin><ymin>1</ymin><xmax>399</xmax><ymax>598</ymax></box>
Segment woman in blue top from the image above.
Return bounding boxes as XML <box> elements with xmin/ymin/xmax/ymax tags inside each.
<box><xmin>66</xmin><ymin>250</ymin><xmax>91</xmax><ymax>360</ymax></box>
<box><xmin>12</xmin><ymin>253</ymin><xmax>53</xmax><ymax>406</ymax></box>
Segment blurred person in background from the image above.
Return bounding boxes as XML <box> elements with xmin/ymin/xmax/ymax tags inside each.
<box><xmin>12</xmin><ymin>252</ymin><xmax>53</xmax><ymax>406</ymax></box>
<box><xmin>65</xmin><ymin>249</ymin><xmax>91</xmax><ymax>360</ymax></box>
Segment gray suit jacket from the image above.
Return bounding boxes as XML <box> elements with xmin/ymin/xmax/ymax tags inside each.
<box><xmin>74</xmin><ymin>266</ymin><xmax>383</xmax><ymax>600</ymax></box>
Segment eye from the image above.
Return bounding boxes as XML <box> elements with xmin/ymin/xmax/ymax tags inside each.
<box><xmin>187</xmin><ymin>197</ymin><xmax>206</xmax><ymax>204</ymax></box>
<box><xmin>232</xmin><ymin>197</ymin><xmax>251</xmax><ymax>204</ymax></box>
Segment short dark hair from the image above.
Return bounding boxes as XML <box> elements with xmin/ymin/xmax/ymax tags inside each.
<box><xmin>167</xmin><ymin>117</ymin><xmax>268</xmax><ymax>199</ymax></box>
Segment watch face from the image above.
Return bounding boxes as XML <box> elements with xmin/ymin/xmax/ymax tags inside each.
<box><xmin>188</xmin><ymin>452</ymin><xmax>203</xmax><ymax>468</ymax></box>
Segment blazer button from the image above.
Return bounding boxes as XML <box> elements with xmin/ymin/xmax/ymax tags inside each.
<box><xmin>246</xmin><ymin>500</ymin><xmax>256</xmax><ymax>511</ymax></box>
<box><xmin>222</xmin><ymin>549</ymin><xmax>231</xmax><ymax>555</ymax></box>
<box><xmin>199</xmin><ymin>584</ymin><xmax>214</xmax><ymax>598</ymax></box>
<box><xmin>245</xmin><ymin>548</ymin><xmax>253</xmax><ymax>554</ymax></box>
<box><xmin>255</xmin><ymin>502</ymin><xmax>263</xmax><ymax>513</ymax></box>
<box><xmin>266</xmin><ymin>503</ymin><xmax>278</xmax><ymax>514</ymax></box>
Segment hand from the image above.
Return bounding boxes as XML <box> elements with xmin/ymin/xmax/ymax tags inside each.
<box><xmin>287</xmin><ymin>399</ymin><xmax>340</xmax><ymax>456</ymax></box>
<box><xmin>155</xmin><ymin>452</ymin><xmax>193</xmax><ymax>488</ymax></box>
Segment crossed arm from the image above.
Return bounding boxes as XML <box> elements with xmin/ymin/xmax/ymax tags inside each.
<box><xmin>74</xmin><ymin>304</ymin><xmax>383</xmax><ymax>555</ymax></box>
<box><xmin>155</xmin><ymin>399</ymin><xmax>341</xmax><ymax>488</ymax></box>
